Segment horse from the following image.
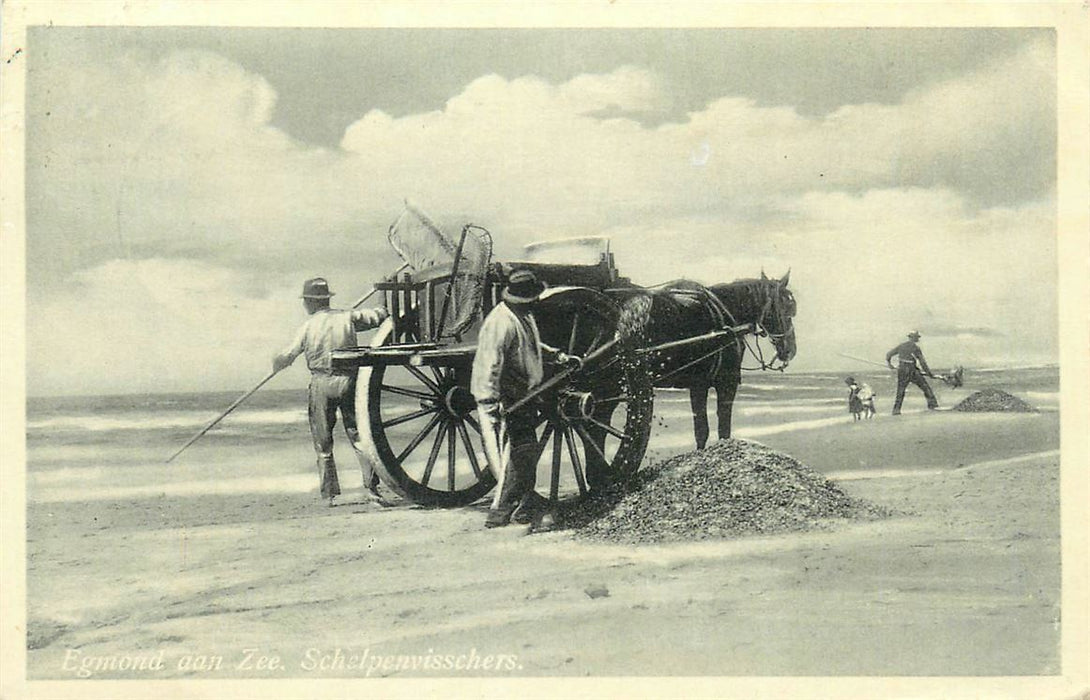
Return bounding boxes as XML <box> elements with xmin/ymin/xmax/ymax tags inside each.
<box><xmin>621</xmin><ymin>271</ymin><xmax>797</xmax><ymax>449</ymax></box>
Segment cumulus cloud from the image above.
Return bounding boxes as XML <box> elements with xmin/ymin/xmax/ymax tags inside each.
<box><xmin>27</xmin><ymin>259</ymin><xmax>332</xmax><ymax>396</ymax></box>
<box><xmin>25</xmin><ymin>35</ymin><xmax>1058</xmax><ymax>393</ymax></box>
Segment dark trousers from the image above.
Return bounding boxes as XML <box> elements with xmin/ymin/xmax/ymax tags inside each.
<box><xmin>893</xmin><ymin>364</ymin><xmax>938</xmax><ymax>413</ymax></box>
<box><xmin>484</xmin><ymin>409</ymin><xmax>540</xmax><ymax>514</ymax></box>
<box><xmin>308</xmin><ymin>373</ymin><xmax>379</xmax><ymax>499</ymax></box>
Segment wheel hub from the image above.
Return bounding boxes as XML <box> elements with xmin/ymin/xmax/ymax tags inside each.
<box><xmin>442</xmin><ymin>384</ymin><xmax>476</xmax><ymax>417</ymax></box>
<box><xmin>558</xmin><ymin>390</ymin><xmax>596</xmax><ymax>421</ymax></box>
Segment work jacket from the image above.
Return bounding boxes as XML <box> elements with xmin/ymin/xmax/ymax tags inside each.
<box><xmin>885</xmin><ymin>340</ymin><xmax>932</xmax><ymax>375</ymax></box>
<box><xmin>277</xmin><ymin>307</ymin><xmax>387</xmax><ymax>374</ymax></box>
<box><xmin>471</xmin><ymin>302</ymin><xmax>544</xmax><ymax>409</ymax></box>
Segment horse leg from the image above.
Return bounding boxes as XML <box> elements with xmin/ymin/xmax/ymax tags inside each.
<box><xmin>715</xmin><ymin>373</ymin><xmax>740</xmax><ymax>441</ymax></box>
<box><xmin>689</xmin><ymin>385</ymin><xmax>710</xmax><ymax>450</ymax></box>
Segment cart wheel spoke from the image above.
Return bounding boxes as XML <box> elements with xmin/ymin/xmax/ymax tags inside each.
<box><xmin>568</xmin><ymin>312</ymin><xmax>580</xmax><ymax>354</ymax></box>
<box><xmin>584</xmin><ymin>355</ymin><xmax>621</xmax><ymax>378</ymax></box>
<box><xmin>550</xmin><ymin>424</ymin><xmax>563</xmax><ymax>502</ymax></box>
<box><xmin>463</xmin><ymin>413</ymin><xmax>482</xmax><ymax>435</ymax></box>
<box><xmin>447</xmin><ymin>422</ymin><xmax>457</xmax><ymax>491</ymax></box>
<box><xmin>574</xmin><ymin>423</ymin><xmax>609</xmax><ymax>466</ymax></box>
<box><xmin>381</xmin><ymin>384</ymin><xmax>437</xmax><ymax>401</ymax></box>
<box><xmin>584</xmin><ymin>416</ymin><xmax>627</xmax><ymax>441</ymax></box>
<box><xmin>381</xmin><ymin>406</ymin><xmax>438</xmax><ymax>429</ymax></box>
<box><xmin>406</xmin><ymin>365</ymin><xmax>441</xmax><ymax>394</ymax></box>
<box><xmin>585</xmin><ymin>328</ymin><xmax>605</xmax><ymax>356</ymax></box>
<box><xmin>420</xmin><ymin>419</ymin><xmax>446</xmax><ymax>487</ymax></box>
<box><xmin>456</xmin><ymin>421</ymin><xmax>482</xmax><ymax>478</ymax></box>
<box><xmin>365</xmin><ymin>312</ymin><xmax>497</xmax><ymax>507</ymax></box>
<box><xmin>532</xmin><ymin>421</ymin><xmax>555</xmax><ymax>466</ymax></box>
<box><xmin>563</xmin><ymin>426</ymin><xmax>588</xmax><ymax>497</ymax></box>
<box><xmin>395</xmin><ymin>412</ymin><xmax>443</xmax><ymax>464</ymax></box>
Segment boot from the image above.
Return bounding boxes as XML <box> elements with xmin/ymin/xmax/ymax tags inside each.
<box><xmin>511</xmin><ymin>491</ymin><xmax>547</xmax><ymax>524</ymax></box>
<box><xmin>485</xmin><ymin>506</ymin><xmax>514</xmax><ymax>529</ymax></box>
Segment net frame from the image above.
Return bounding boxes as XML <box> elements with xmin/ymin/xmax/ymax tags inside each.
<box><xmin>387</xmin><ymin>200</ymin><xmax>457</xmax><ymax>272</ymax></box>
<box><xmin>438</xmin><ymin>224</ymin><xmax>493</xmax><ymax>339</ymax></box>
<box><xmin>385</xmin><ymin>201</ymin><xmax>493</xmax><ymax>340</ymax></box>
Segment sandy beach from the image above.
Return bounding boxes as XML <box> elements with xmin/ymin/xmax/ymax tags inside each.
<box><xmin>25</xmin><ymin>390</ymin><xmax>1062</xmax><ymax>681</ymax></box>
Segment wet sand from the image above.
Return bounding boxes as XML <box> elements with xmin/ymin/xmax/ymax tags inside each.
<box><xmin>24</xmin><ymin>407</ymin><xmax>1063</xmax><ymax>683</ymax></box>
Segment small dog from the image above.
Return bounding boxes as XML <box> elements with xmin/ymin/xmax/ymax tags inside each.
<box><xmin>859</xmin><ymin>382</ymin><xmax>877</xmax><ymax>419</ymax></box>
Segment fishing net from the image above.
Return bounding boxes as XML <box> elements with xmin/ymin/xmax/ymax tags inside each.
<box><xmin>387</xmin><ymin>201</ymin><xmax>457</xmax><ymax>272</ymax></box>
<box><xmin>439</xmin><ymin>224</ymin><xmax>492</xmax><ymax>339</ymax></box>
<box><xmin>386</xmin><ymin>201</ymin><xmax>492</xmax><ymax>339</ymax></box>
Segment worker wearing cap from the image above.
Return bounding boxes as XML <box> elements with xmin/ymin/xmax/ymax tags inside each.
<box><xmin>885</xmin><ymin>330</ymin><xmax>938</xmax><ymax>415</ymax></box>
<box><xmin>471</xmin><ymin>269</ymin><xmax>577</xmax><ymax>530</ymax></box>
<box><xmin>274</xmin><ymin>278</ymin><xmax>390</xmax><ymax>506</ymax></box>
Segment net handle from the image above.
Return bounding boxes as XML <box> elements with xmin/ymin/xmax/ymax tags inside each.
<box><xmin>435</xmin><ymin>224</ymin><xmax>471</xmax><ymax>339</ymax></box>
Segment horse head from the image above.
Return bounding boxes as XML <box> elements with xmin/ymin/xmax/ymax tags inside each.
<box><xmin>759</xmin><ymin>270</ymin><xmax>797</xmax><ymax>366</ymax></box>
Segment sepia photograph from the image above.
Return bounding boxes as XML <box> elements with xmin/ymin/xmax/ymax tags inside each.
<box><xmin>1</xmin><ymin>2</ymin><xmax>1088</xmax><ymax>698</ymax></box>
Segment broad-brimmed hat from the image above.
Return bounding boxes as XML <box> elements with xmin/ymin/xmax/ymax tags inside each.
<box><xmin>502</xmin><ymin>269</ymin><xmax>546</xmax><ymax>304</ymax></box>
<box><xmin>907</xmin><ymin>330</ymin><xmax>921</xmax><ymax>340</ymax></box>
<box><xmin>301</xmin><ymin>277</ymin><xmax>335</xmax><ymax>299</ymax></box>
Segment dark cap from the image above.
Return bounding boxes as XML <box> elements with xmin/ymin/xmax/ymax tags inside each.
<box><xmin>301</xmin><ymin>278</ymin><xmax>335</xmax><ymax>299</ymax></box>
<box><xmin>502</xmin><ymin>268</ymin><xmax>546</xmax><ymax>304</ymax></box>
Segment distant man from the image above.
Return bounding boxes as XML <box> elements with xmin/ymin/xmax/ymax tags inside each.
<box><xmin>885</xmin><ymin>330</ymin><xmax>938</xmax><ymax>415</ymax></box>
<box><xmin>273</xmin><ymin>278</ymin><xmax>389</xmax><ymax>506</ymax></box>
<box><xmin>471</xmin><ymin>269</ymin><xmax>577</xmax><ymax>530</ymax></box>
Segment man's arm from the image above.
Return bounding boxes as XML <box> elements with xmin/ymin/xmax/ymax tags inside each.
<box><xmin>352</xmin><ymin>306</ymin><xmax>389</xmax><ymax>331</ymax></box>
<box><xmin>272</xmin><ymin>322</ymin><xmax>307</xmax><ymax>372</ymax></box>
<box><xmin>885</xmin><ymin>345</ymin><xmax>898</xmax><ymax>369</ymax></box>
<box><xmin>539</xmin><ymin>342</ymin><xmax>582</xmax><ymax>370</ymax></box>
<box><xmin>915</xmin><ymin>347</ymin><xmax>932</xmax><ymax>376</ymax></box>
<box><xmin>470</xmin><ymin>314</ymin><xmax>510</xmax><ymax>411</ymax></box>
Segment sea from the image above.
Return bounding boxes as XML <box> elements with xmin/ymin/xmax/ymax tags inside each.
<box><xmin>25</xmin><ymin>366</ymin><xmax>1060</xmax><ymax>505</ymax></box>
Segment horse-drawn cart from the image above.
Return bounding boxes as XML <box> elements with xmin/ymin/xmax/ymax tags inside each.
<box><xmin>331</xmin><ymin>206</ymin><xmax>797</xmax><ymax>508</ymax></box>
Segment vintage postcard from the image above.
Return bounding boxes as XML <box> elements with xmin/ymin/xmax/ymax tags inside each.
<box><xmin>1</xmin><ymin>2</ymin><xmax>1088</xmax><ymax>699</ymax></box>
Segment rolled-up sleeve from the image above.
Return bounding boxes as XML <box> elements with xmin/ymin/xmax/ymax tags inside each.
<box><xmin>274</xmin><ymin>322</ymin><xmax>307</xmax><ymax>368</ymax></box>
<box><xmin>471</xmin><ymin>312</ymin><xmax>510</xmax><ymax>405</ymax></box>
<box><xmin>351</xmin><ymin>307</ymin><xmax>388</xmax><ymax>331</ymax></box>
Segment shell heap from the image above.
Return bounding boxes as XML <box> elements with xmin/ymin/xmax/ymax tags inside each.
<box><xmin>952</xmin><ymin>388</ymin><xmax>1037</xmax><ymax>413</ymax></box>
<box><xmin>562</xmin><ymin>439</ymin><xmax>890</xmax><ymax>544</ymax></box>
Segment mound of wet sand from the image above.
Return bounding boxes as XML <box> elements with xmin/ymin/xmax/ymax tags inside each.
<box><xmin>953</xmin><ymin>388</ymin><xmax>1037</xmax><ymax>413</ymax></box>
<box><xmin>561</xmin><ymin>439</ymin><xmax>889</xmax><ymax>544</ymax></box>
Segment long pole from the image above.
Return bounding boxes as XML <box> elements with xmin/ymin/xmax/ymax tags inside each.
<box><xmin>165</xmin><ymin>369</ymin><xmax>280</xmax><ymax>463</ymax></box>
<box><xmin>164</xmin><ymin>266</ymin><xmax>407</xmax><ymax>463</ymax></box>
<box><xmin>836</xmin><ymin>352</ymin><xmax>892</xmax><ymax>370</ymax></box>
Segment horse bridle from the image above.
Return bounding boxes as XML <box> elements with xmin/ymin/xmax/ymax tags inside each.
<box><xmin>743</xmin><ymin>284</ymin><xmax>794</xmax><ymax>372</ymax></box>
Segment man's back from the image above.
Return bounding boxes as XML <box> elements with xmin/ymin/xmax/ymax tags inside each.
<box><xmin>280</xmin><ymin>307</ymin><xmax>385</xmax><ymax>373</ymax></box>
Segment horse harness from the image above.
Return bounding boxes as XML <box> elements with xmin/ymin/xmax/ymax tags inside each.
<box><xmin>652</xmin><ymin>281</ymin><xmax>789</xmax><ymax>384</ymax></box>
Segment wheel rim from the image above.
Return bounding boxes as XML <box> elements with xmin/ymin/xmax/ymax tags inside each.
<box><xmin>532</xmin><ymin>289</ymin><xmax>654</xmax><ymax>499</ymax></box>
<box><xmin>360</xmin><ymin>316</ymin><xmax>496</xmax><ymax>507</ymax></box>
<box><xmin>359</xmin><ymin>291</ymin><xmax>653</xmax><ymax>508</ymax></box>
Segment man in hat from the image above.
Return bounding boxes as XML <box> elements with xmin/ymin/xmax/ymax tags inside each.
<box><xmin>885</xmin><ymin>330</ymin><xmax>938</xmax><ymax>415</ymax></box>
<box><xmin>273</xmin><ymin>278</ymin><xmax>390</xmax><ymax>506</ymax></box>
<box><xmin>471</xmin><ymin>268</ymin><xmax>578</xmax><ymax>530</ymax></box>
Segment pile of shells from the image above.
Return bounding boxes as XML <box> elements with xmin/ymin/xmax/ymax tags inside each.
<box><xmin>560</xmin><ymin>439</ymin><xmax>889</xmax><ymax>544</ymax></box>
<box><xmin>952</xmin><ymin>388</ymin><xmax>1036</xmax><ymax>413</ymax></box>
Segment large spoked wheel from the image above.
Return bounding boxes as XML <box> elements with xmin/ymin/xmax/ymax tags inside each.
<box><xmin>530</xmin><ymin>288</ymin><xmax>654</xmax><ymax>498</ymax></box>
<box><xmin>358</xmin><ymin>289</ymin><xmax>654</xmax><ymax>508</ymax></box>
<box><xmin>359</xmin><ymin>315</ymin><xmax>495</xmax><ymax>507</ymax></box>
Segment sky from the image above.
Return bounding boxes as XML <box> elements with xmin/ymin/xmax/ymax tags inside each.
<box><xmin>23</xmin><ymin>26</ymin><xmax>1058</xmax><ymax>396</ymax></box>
